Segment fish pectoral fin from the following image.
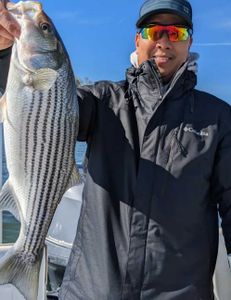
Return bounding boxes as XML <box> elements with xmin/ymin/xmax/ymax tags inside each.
<box><xmin>32</xmin><ymin>68</ymin><xmax>58</xmax><ymax>90</ymax></box>
<box><xmin>0</xmin><ymin>93</ymin><xmax>7</xmax><ymax>122</ymax></box>
<box><xmin>0</xmin><ymin>180</ymin><xmax>20</xmax><ymax>222</ymax></box>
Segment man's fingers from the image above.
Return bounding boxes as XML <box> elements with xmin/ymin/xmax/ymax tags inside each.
<box><xmin>0</xmin><ymin>0</ymin><xmax>9</xmax><ymax>9</ymax></box>
<box><xmin>0</xmin><ymin>23</ymin><xmax>14</xmax><ymax>40</ymax></box>
<box><xmin>0</xmin><ymin>1</ymin><xmax>20</xmax><ymax>49</ymax></box>
<box><xmin>0</xmin><ymin>35</ymin><xmax>13</xmax><ymax>49</ymax></box>
<box><xmin>0</xmin><ymin>7</ymin><xmax>20</xmax><ymax>38</ymax></box>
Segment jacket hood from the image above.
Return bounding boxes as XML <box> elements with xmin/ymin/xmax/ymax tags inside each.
<box><xmin>130</xmin><ymin>51</ymin><xmax>199</xmax><ymax>75</ymax></box>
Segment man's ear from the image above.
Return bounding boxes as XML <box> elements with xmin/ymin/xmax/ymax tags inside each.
<box><xmin>189</xmin><ymin>36</ymin><xmax>193</xmax><ymax>49</ymax></box>
<box><xmin>135</xmin><ymin>33</ymin><xmax>140</xmax><ymax>53</ymax></box>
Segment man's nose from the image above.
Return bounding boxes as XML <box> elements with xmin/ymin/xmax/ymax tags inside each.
<box><xmin>156</xmin><ymin>32</ymin><xmax>172</xmax><ymax>49</ymax></box>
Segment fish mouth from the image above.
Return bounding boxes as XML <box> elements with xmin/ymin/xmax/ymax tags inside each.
<box><xmin>7</xmin><ymin>1</ymin><xmax>50</xmax><ymax>33</ymax></box>
<box><xmin>7</xmin><ymin>1</ymin><xmax>43</xmax><ymax>18</ymax></box>
<box><xmin>8</xmin><ymin>1</ymin><xmax>64</xmax><ymax>72</ymax></box>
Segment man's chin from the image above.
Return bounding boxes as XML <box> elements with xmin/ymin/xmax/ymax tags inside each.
<box><xmin>158</xmin><ymin>69</ymin><xmax>175</xmax><ymax>83</ymax></box>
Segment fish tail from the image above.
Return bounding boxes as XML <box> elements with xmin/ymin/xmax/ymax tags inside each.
<box><xmin>0</xmin><ymin>248</ymin><xmax>43</xmax><ymax>300</ymax></box>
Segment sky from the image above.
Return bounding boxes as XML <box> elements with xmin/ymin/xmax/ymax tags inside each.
<box><xmin>42</xmin><ymin>0</ymin><xmax>231</xmax><ymax>103</ymax></box>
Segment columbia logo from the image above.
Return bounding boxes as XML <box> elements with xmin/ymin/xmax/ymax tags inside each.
<box><xmin>183</xmin><ymin>126</ymin><xmax>209</xmax><ymax>137</ymax></box>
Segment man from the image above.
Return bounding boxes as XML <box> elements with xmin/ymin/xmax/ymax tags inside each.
<box><xmin>0</xmin><ymin>0</ymin><xmax>231</xmax><ymax>299</ymax></box>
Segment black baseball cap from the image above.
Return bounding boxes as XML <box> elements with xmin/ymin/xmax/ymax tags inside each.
<box><xmin>136</xmin><ymin>0</ymin><xmax>193</xmax><ymax>28</ymax></box>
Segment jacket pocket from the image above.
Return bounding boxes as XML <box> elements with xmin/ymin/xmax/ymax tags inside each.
<box><xmin>166</xmin><ymin>121</ymin><xmax>216</xmax><ymax>174</ymax></box>
<box><xmin>166</xmin><ymin>128</ymin><xmax>188</xmax><ymax>168</ymax></box>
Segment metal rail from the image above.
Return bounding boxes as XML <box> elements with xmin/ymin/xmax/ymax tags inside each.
<box><xmin>0</xmin><ymin>124</ymin><xmax>3</xmax><ymax>244</ymax></box>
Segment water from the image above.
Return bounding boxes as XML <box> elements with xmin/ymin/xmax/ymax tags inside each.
<box><xmin>1</xmin><ymin>142</ymin><xmax>87</xmax><ymax>243</ymax></box>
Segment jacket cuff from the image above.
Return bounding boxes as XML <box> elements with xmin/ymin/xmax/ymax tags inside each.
<box><xmin>0</xmin><ymin>46</ymin><xmax>12</xmax><ymax>96</ymax></box>
<box><xmin>0</xmin><ymin>46</ymin><xmax>12</xmax><ymax>59</ymax></box>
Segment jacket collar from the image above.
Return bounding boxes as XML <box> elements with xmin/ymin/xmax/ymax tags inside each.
<box><xmin>126</xmin><ymin>57</ymin><xmax>197</xmax><ymax>106</ymax></box>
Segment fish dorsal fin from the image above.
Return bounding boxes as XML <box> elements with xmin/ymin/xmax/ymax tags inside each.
<box><xmin>32</xmin><ymin>68</ymin><xmax>58</xmax><ymax>90</ymax></box>
<box><xmin>0</xmin><ymin>180</ymin><xmax>20</xmax><ymax>221</ymax></box>
<box><xmin>0</xmin><ymin>93</ymin><xmax>7</xmax><ymax>123</ymax></box>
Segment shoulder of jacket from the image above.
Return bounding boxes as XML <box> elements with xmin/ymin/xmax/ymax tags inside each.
<box><xmin>193</xmin><ymin>90</ymin><xmax>231</xmax><ymax>137</ymax></box>
<box><xmin>193</xmin><ymin>89</ymin><xmax>231</xmax><ymax>111</ymax></box>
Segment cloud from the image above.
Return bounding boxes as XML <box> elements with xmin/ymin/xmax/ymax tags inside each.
<box><xmin>194</xmin><ymin>42</ymin><xmax>231</xmax><ymax>47</ymax></box>
<box><xmin>52</xmin><ymin>10</ymin><xmax>117</xmax><ymax>26</ymax></box>
<box><xmin>52</xmin><ymin>11</ymin><xmax>81</xmax><ymax>21</ymax></box>
<box><xmin>194</xmin><ymin>8</ymin><xmax>231</xmax><ymax>30</ymax></box>
<box><xmin>194</xmin><ymin>8</ymin><xmax>223</xmax><ymax>22</ymax></box>
<box><xmin>216</xmin><ymin>20</ymin><xmax>231</xmax><ymax>29</ymax></box>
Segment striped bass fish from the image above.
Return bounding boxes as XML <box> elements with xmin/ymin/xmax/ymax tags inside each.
<box><xmin>0</xmin><ymin>1</ymin><xmax>79</xmax><ymax>299</ymax></box>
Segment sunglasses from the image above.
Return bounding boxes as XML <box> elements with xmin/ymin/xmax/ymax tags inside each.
<box><xmin>139</xmin><ymin>24</ymin><xmax>193</xmax><ymax>42</ymax></box>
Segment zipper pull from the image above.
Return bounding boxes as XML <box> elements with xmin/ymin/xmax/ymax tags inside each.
<box><xmin>173</xmin><ymin>132</ymin><xmax>188</xmax><ymax>157</ymax></box>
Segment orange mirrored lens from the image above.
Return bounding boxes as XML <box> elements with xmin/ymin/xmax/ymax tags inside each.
<box><xmin>140</xmin><ymin>25</ymin><xmax>192</xmax><ymax>42</ymax></box>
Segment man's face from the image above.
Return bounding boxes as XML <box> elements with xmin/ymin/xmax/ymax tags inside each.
<box><xmin>135</xmin><ymin>13</ymin><xmax>192</xmax><ymax>82</ymax></box>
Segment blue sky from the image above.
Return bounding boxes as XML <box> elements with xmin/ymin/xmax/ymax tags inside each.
<box><xmin>42</xmin><ymin>0</ymin><xmax>231</xmax><ymax>103</ymax></box>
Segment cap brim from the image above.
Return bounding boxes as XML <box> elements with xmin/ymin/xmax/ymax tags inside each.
<box><xmin>136</xmin><ymin>9</ymin><xmax>193</xmax><ymax>28</ymax></box>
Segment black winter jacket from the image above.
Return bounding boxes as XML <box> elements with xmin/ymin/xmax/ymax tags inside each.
<box><xmin>1</xmin><ymin>48</ymin><xmax>231</xmax><ymax>300</ymax></box>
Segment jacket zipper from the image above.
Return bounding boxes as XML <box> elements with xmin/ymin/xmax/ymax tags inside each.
<box><xmin>149</xmin><ymin>61</ymin><xmax>163</xmax><ymax>101</ymax></box>
<box><xmin>135</xmin><ymin>62</ymin><xmax>163</xmax><ymax>110</ymax></box>
<box><xmin>162</xmin><ymin>61</ymin><xmax>188</xmax><ymax>101</ymax></box>
<box><xmin>148</xmin><ymin>59</ymin><xmax>189</xmax><ymax>104</ymax></box>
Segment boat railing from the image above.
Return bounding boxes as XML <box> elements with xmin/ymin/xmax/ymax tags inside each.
<box><xmin>0</xmin><ymin>124</ymin><xmax>3</xmax><ymax>244</ymax></box>
<box><xmin>0</xmin><ymin>213</ymin><xmax>2</xmax><ymax>244</ymax></box>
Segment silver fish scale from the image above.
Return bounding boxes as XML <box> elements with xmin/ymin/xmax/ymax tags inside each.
<box><xmin>5</xmin><ymin>58</ymin><xmax>79</xmax><ymax>260</ymax></box>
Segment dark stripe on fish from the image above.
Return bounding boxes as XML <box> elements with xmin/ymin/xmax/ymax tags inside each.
<box><xmin>24</xmin><ymin>93</ymin><xmax>35</xmax><ymax>173</ymax></box>
<box><xmin>24</xmin><ymin>90</ymin><xmax>50</xmax><ymax>253</ymax></box>
<box><xmin>30</xmin><ymin>81</ymin><xmax>61</xmax><ymax>254</ymax></box>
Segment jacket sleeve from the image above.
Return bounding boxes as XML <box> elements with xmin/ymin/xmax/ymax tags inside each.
<box><xmin>77</xmin><ymin>85</ymin><xmax>97</xmax><ymax>142</ymax></box>
<box><xmin>0</xmin><ymin>47</ymin><xmax>12</xmax><ymax>96</ymax></box>
<box><xmin>211</xmin><ymin>106</ymin><xmax>231</xmax><ymax>254</ymax></box>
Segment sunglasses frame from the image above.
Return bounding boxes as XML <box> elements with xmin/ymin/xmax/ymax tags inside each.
<box><xmin>139</xmin><ymin>23</ymin><xmax>193</xmax><ymax>42</ymax></box>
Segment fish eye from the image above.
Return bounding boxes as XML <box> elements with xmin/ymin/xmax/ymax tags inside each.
<box><xmin>40</xmin><ymin>22</ymin><xmax>52</xmax><ymax>33</ymax></box>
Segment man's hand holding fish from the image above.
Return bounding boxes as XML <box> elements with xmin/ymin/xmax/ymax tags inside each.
<box><xmin>0</xmin><ymin>0</ymin><xmax>20</xmax><ymax>49</ymax></box>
